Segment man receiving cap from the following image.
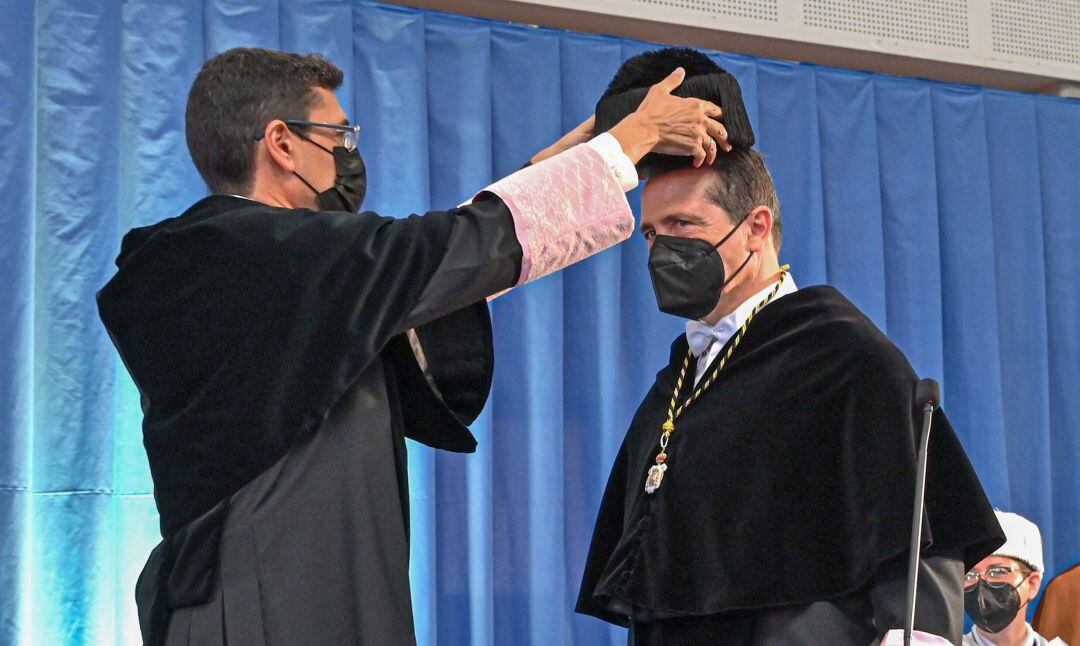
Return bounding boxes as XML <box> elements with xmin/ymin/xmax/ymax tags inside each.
<box><xmin>964</xmin><ymin>511</ymin><xmax>1068</xmax><ymax>646</ymax></box>
<box><xmin>576</xmin><ymin>48</ymin><xmax>1006</xmax><ymax>645</ymax></box>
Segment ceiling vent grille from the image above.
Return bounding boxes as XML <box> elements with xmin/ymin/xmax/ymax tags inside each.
<box><xmin>631</xmin><ymin>0</ymin><xmax>778</xmax><ymax>22</ymax></box>
<box><xmin>991</xmin><ymin>0</ymin><xmax>1080</xmax><ymax>66</ymax></box>
<box><xmin>804</xmin><ymin>0</ymin><xmax>969</xmax><ymax>49</ymax></box>
<box><xmin>488</xmin><ymin>0</ymin><xmax>1080</xmax><ymax>85</ymax></box>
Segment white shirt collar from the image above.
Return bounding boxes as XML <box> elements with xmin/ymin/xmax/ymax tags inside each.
<box><xmin>968</xmin><ymin>623</ymin><xmax>1036</xmax><ymax>646</ymax></box>
<box><xmin>685</xmin><ymin>273</ymin><xmax>798</xmax><ymax>358</ymax></box>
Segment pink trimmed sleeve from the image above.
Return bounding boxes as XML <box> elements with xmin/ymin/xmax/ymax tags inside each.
<box><xmin>478</xmin><ymin>143</ymin><xmax>635</xmax><ymax>286</ymax></box>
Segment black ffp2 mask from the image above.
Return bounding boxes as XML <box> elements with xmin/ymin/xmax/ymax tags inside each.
<box><xmin>293</xmin><ymin>140</ymin><xmax>367</xmax><ymax>213</ymax></box>
<box><xmin>964</xmin><ymin>579</ymin><xmax>1026</xmax><ymax>634</ymax></box>
<box><xmin>647</xmin><ymin>215</ymin><xmax>752</xmax><ymax>320</ymax></box>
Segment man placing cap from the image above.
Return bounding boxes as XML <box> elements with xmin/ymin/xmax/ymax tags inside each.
<box><xmin>964</xmin><ymin>511</ymin><xmax>1068</xmax><ymax>646</ymax></box>
<box><xmin>96</xmin><ymin>47</ymin><xmax>730</xmax><ymax>645</ymax></box>
<box><xmin>575</xmin><ymin>47</ymin><xmax>1006</xmax><ymax>644</ymax></box>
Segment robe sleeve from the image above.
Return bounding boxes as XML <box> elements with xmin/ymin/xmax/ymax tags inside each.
<box><xmin>263</xmin><ymin>139</ymin><xmax>635</xmax><ymax>347</ymax></box>
<box><xmin>868</xmin><ymin>549</ymin><xmax>965</xmax><ymax>642</ymax></box>
<box><xmin>379</xmin><ymin>304</ymin><xmax>494</xmax><ymax>452</ymax></box>
<box><xmin>385</xmin><ymin>141</ymin><xmax>636</xmax><ymax>448</ymax></box>
<box><xmin>263</xmin><ymin>141</ymin><xmax>631</xmax><ymax>453</ymax></box>
<box><xmin>476</xmin><ymin>139</ymin><xmax>635</xmax><ymax>287</ymax></box>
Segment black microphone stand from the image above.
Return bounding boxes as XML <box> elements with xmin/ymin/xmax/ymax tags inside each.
<box><xmin>903</xmin><ymin>379</ymin><xmax>940</xmax><ymax>646</ymax></box>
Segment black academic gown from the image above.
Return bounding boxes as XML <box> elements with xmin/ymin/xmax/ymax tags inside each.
<box><xmin>97</xmin><ymin>195</ymin><xmax>522</xmax><ymax>645</ymax></box>
<box><xmin>576</xmin><ymin>286</ymin><xmax>1005</xmax><ymax>645</ymax></box>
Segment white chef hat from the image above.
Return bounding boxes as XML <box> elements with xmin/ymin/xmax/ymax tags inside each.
<box><xmin>991</xmin><ymin>510</ymin><xmax>1044</xmax><ymax>573</ymax></box>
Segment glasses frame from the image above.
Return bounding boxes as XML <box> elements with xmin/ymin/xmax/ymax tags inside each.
<box><xmin>964</xmin><ymin>564</ymin><xmax>1032</xmax><ymax>588</ymax></box>
<box><xmin>254</xmin><ymin>119</ymin><xmax>361</xmax><ymax>152</ymax></box>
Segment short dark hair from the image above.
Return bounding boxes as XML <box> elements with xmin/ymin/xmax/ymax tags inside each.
<box><xmin>186</xmin><ymin>48</ymin><xmax>344</xmax><ymax>195</ymax></box>
<box><xmin>647</xmin><ymin>149</ymin><xmax>782</xmax><ymax>250</ymax></box>
<box><xmin>703</xmin><ymin>150</ymin><xmax>782</xmax><ymax>250</ymax></box>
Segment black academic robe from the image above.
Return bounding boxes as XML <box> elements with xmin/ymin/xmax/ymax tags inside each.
<box><xmin>96</xmin><ymin>195</ymin><xmax>522</xmax><ymax>645</ymax></box>
<box><xmin>576</xmin><ymin>286</ymin><xmax>1005</xmax><ymax>641</ymax></box>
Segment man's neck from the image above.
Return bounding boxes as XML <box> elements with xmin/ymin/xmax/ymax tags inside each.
<box><xmin>243</xmin><ymin>188</ymin><xmax>290</xmax><ymax>209</ymax></box>
<box><xmin>245</xmin><ymin>173</ymin><xmax>312</xmax><ymax>210</ymax></box>
<box><xmin>701</xmin><ymin>258</ymin><xmax>783</xmax><ymax>325</ymax></box>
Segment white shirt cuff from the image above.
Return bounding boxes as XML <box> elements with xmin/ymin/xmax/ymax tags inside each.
<box><xmin>583</xmin><ymin>132</ymin><xmax>639</xmax><ymax>193</ymax></box>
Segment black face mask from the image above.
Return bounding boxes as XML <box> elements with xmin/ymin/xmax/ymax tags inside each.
<box><xmin>964</xmin><ymin>579</ymin><xmax>1027</xmax><ymax>634</ymax></box>
<box><xmin>647</xmin><ymin>214</ymin><xmax>752</xmax><ymax>320</ymax></box>
<box><xmin>293</xmin><ymin>136</ymin><xmax>367</xmax><ymax>213</ymax></box>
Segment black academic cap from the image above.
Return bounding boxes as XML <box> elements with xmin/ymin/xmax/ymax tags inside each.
<box><xmin>595</xmin><ymin>47</ymin><xmax>755</xmax><ymax>177</ymax></box>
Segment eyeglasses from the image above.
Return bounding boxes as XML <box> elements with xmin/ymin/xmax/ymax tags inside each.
<box><xmin>254</xmin><ymin>119</ymin><xmax>361</xmax><ymax>152</ymax></box>
<box><xmin>964</xmin><ymin>565</ymin><xmax>1031</xmax><ymax>588</ymax></box>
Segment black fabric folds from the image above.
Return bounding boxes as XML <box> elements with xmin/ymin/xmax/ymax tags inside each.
<box><xmin>97</xmin><ymin>195</ymin><xmax>511</xmax><ymax>537</ymax></box>
<box><xmin>576</xmin><ymin>286</ymin><xmax>1004</xmax><ymax>627</ymax></box>
<box><xmin>382</xmin><ymin>301</ymin><xmax>493</xmax><ymax>451</ymax></box>
<box><xmin>135</xmin><ymin>500</ymin><xmax>227</xmax><ymax>645</ymax></box>
<box><xmin>100</xmin><ymin>194</ymin><xmax>522</xmax><ymax>644</ymax></box>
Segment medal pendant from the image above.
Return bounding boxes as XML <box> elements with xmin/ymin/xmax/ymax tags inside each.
<box><xmin>644</xmin><ymin>464</ymin><xmax>667</xmax><ymax>494</ymax></box>
<box><xmin>644</xmin><ymin>455</ymin><xmax>668</xmax><ymax>494</ymax></box>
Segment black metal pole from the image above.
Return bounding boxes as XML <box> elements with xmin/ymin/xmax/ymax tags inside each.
<box><xmin>903</xmin><ymin>401</ymin><xmax>935</xmax><ymax>646</ymax></box>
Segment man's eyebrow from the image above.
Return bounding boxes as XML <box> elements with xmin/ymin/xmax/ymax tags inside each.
<box><xmin>338</xmin><ymin>118</ymin><xmax>350</xmax><ymax>126</ymax></box>
<box><xmin>666</xmin><ymin>211</ymin><xmax>704</xmax><ymax>223</ymax></box>
<box><xmin>639</xmin><ymin>212</ymin><xmax>703</xmax><ymax>233</ymax></box>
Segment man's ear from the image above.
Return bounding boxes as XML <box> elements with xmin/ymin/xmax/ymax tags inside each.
<box><xmin>261</xmin><ymin>119</ymin><xmax>299</xmax><ymax>174</ymax></box>
<box><xmin>745</xmin><ymin>205</ymin><xmax>773</xmax><ymax>254</ymax></box>
<box><xmin>1027</xmin><ymin>571</ymin><xmax>1043</xmax><ymax>601</ymax></box>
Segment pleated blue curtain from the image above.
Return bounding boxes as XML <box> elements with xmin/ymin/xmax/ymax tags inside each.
<box><xmin>1</xmin><ymin>1</ymin><xmax>1078</xmax><ymax>644</ymax></box>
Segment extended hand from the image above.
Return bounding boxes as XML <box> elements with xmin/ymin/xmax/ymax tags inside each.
<box><xmin>609</xmin><ymin>67</ymin><xmax>732</xmax><ymax>166</ymax></box>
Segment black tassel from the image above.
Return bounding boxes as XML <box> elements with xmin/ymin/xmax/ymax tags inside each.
<box><xmin>594</xmin><ymin>71</ymin><xmax>756</xmax><ymax>178</ymax></box>
<box><xmin>593</xmin><ymin>46</ymin><xmax>758</xmax><ymax>178</ymax></box>
<box><xmin>704</xmin><ymin>72</ymin><xmax>756</xmax><ymax>150</ymax></box>
<box><xmin>595</xmin><ymin>87</ymin><xmax>649</xmax><ymax>133</ymax></box>
<box><xmin>595</xmin><ymin>73</ymin><xmax>755</xmax><ymax>147</ymax></box>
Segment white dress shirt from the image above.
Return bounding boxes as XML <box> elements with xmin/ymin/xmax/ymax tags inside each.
<box><xmin>685</xmin><ymin>273</ymin><xmax>798</xmax><ymax>386</ymax></box>
<box><xmin>582</xmin><ymin>131</ymin><xmax>639</xmax><ymax>192</ymax></box>
<box><xmin>963</xmin><ymin>623</ymin><xmax>1068</xmax><ymax>646</ymax></box>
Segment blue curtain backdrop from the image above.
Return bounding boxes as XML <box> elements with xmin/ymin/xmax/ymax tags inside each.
<box><xmin>1</xmin><ymin>1</ymin><xmax>1078</xmax><ymax>643</ymax></box>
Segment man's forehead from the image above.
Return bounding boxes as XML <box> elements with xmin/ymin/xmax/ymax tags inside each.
<box><xmin>973</xmin><ymin>555</ymin><xmax>1025</xmax><ymax>570</ymax></box>
<box><xmin>645</xmin><ymin>166</ymin><xmax>712</xmax><ymax>192</ymax></box>
<box><xmin>642</xmin><ymin>168</ymin><xmax>724</xmax><ymax>224</ymax></box>
<box><xmin>309</xmin><ymin>87</ymin><xmax>349</xmax><ymax>122</ymax></box>
<box><xmin>643</xmin><ymin>168</ymin><xmax>712</xmax><ymax>204</ymax></box>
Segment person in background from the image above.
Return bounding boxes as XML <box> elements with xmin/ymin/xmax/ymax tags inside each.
<box><xmin>964</xmin><ymin>511</ymin><xmax>1068</xmax><ymax>646</ymax></box>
